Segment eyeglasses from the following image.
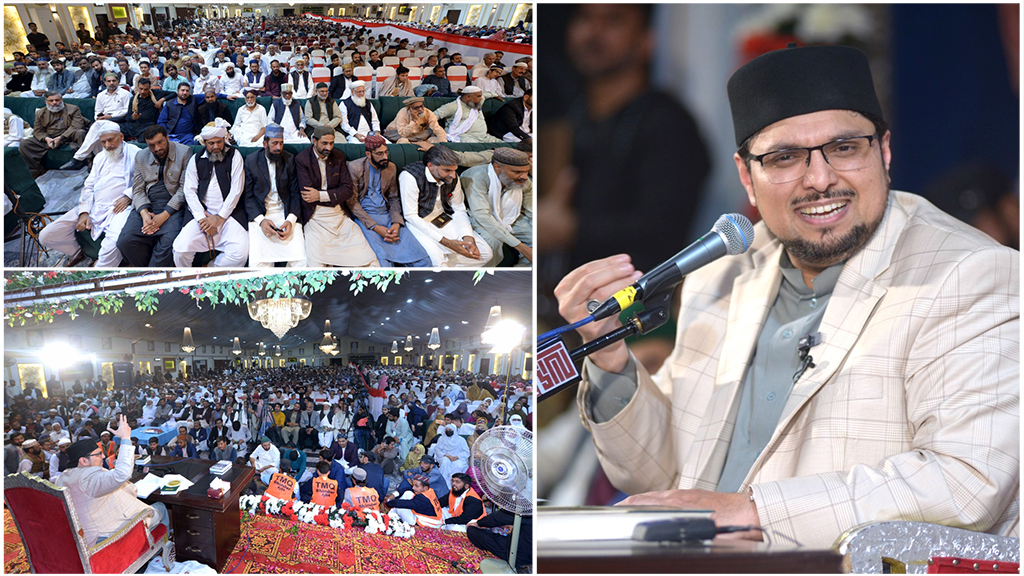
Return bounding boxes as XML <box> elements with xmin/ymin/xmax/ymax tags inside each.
<box><xmin>87</xmin><ymin>451</ymin><xmax>102</xmax><ymax>458</ymax></box>
<box><xmin>747</xmin><ymin>133</ymin><xmax>879</xmax><ymax>184</ymax></box>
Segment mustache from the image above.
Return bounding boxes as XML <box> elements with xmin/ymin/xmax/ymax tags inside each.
<box><xmin>790</xmin><ymin>188</ymin><xmax>856</xmax><ymax>208</ymax></box>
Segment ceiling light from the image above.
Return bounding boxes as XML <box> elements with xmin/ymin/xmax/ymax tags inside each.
<box><xmin>231</xmin><ymin>337</ymin><xmax>242</xmax><ymax>356</ymax></box>
<box><xmin>247</xmin><ymin>294</ymin><xmax>312</xmax><ymax>339</ymax></box>
<box><xmin>181</xmin><ymin>327</ymin><xmax>196</xmax><ymax>353</ymax></box>
<box><xmin>405</xmin><ymin>335</ymin><xmax>413</xmax><ymax>351</ymax></box>
<box><xmin>428</xmin><ymin>327</ymin><xmax>441</xmax><ymax>350</ymax></box>
<box><xmin>407</xmin><ymin>299</ymin><xmax>413</xmax><ymax>303</ymax></box>
<box><xmin>424</xmin><ymin>279</ymin><xmax>432</xmax><ymax>283</ymax></box>
<box><xmin>144</xmin><ymin>323</ymin><xmax>152</xmax><ymax>328</ymax></box>
<box><xmin>461</xmin><ymin>321</ymin><xmax>468</xmax><ymax>324</ymax></box>
<box><xmin>385</xmin><ymin>317</ymin><xmax>390</xmax><ymax>320</ymax></box>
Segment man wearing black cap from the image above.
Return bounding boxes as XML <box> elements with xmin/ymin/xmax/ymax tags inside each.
<box><xmin>462</xmin><ymin>147</ymin><xmax>533</xmax><ymax>267</ymax></box>
<box><xmin>56</xmin><ymin>416</ymin><xmax>169</xmax><ymax>546</ymax></box>
<box><xmin>554</xmin><ymin>44</ymin><xmax>1019</xmax><ymax>548</ymax></box>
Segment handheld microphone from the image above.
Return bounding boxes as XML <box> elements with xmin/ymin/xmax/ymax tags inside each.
<box><xmin>588</xmin><ymin>214</ymin><xmax>755</xmax><ymax>321</ymax></box>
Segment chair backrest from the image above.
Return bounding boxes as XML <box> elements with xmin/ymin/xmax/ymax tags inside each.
<box><xmin>471</xmin><ymin>67</ymin><xmax>487</xmax><ymax>79</ymax></box>
<box><xmin>407</xmin><ymin>66</ymin><xmax>422</xmax><ymax>87</ymax></box>
<box><xmin>462</xmin><ymin>56</ymin><xmax>480</xmax><ymax>66</ymax></box>
<box><xmin>354</xmin><ymin>65</ymin><xmax>374</xmax><ymax>83</ymax></box>
<box><xmin>310</xmin><ymin>56</ymin><xmax>325</xmax><ymax>68</ymax></box>
<box><xmin>447</xmin><ymin>65</ymin><xmax>468</xmax><ymax>91</ymax></box>
<box><xmin>382</xmin><ymin>56</ymin><xmax>400</xmax><ymax>68</ymax></box>
<box><xmin>415</xmin><ymin>50</ymin><xmax>430</xmax><ymax>59</ymax></box>
<box><xmin>357</xmin><ymin>44</ymin><xmax>370</xmax><ymax>53</ymax></box>
<box><xmin>4</xmin><ymin>472</ymin><xmax>88</xmax><ymax>573</ymax></box>
<box><xmin>376</xmin><ymin>66</ymin><xmax>396</xmax><ymax>81</ymax></box>
<box><xmin>311</xmin><ymin>68</ymin><xmax>331</xmax><ymax>84</ymax></box>
<box><xmin>397</xmin><ymin>50</ymin><xmax>411</xmax><ymax>58</ymax></box>
<box><xmin>311</xmin><ymin>49</ymin><xmax>325</xmax><ymax>58</ymax></box>
<box><xmin>402</xmin><ymin>57</ymin><xmax>420</xmax><ymax>69</ymax></box>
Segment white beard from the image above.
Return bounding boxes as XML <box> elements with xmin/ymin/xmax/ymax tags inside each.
<box><xmin>282</xmin><ymin>97</ymin><xmax>293</xmax><ymax>106</ymax></box>
<box><xmin>104</xmin><ymin>143</ymin><xmax>124</xmax><ymax>162</ymax></box>
<box><xmin>352</xmin><ymin>95</ymin><xmax>366</xmax><ymax>107</ymax></box>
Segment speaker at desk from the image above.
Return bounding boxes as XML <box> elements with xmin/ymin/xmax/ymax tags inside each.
<box><xmin>112</xmin><ymin>362</ymin><xmax>133</xmax><ymax>389</ymax></box>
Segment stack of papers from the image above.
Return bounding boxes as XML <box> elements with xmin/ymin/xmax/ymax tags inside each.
<box><xmin>133</xmin><ymin>473</ymin><xmax>194</xmax><ymax>499</ymax></box>
<box><xmin>210</xmin><ymin>460</ymin><xmax>232</xmax><ymax>476</ymax></box>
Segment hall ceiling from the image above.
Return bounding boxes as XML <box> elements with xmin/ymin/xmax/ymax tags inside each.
<box><xmin>5</xmin><ymin>271</ymin><xmax>531</xmax><ymax>351</ymax></box>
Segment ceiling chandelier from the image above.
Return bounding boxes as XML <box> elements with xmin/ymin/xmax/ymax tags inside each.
<box><xmin>330</xmin><ymin>336</ymin><xmax>340</xmax><ymax>356</ymax></box>
<box><xmin>392</xmin><ymin>340</ymin><xmax>399</xmax><ymax>354</ymax></box>
<box><xmin>274</xmin><ymin>345</ymin><xmax>282</xmax><ymax>357</ymax></box>
<box><xmin>181</xmin><ymin>326</ymin><xmax>196</xmax><ymax>353</ymax></box>
<box><xmin>319</xmin><ymin>319</ymin><xmax>336</xmax><ymax>354</ymax></box>
<box><xmin>231</xmin><ymin>337</ymin><xmax>242</xmax><ymax>356</ymax></box>
<box><xmin>405</xmin><ymin>334</ymin><xmax>414</xmax><ymax>352</ymax></box>
<box><xmin>247</xmin><ymin>294</ymin><xmax>312</xmax><ymax>339</ymax></box>
<box><xmin>428</xmin><ymin>327</ymin><xmax>441</xmax><ymax>350</ymax></box>
<box><xmin>258</xmin><ymin>343</ymin><xmax>266</xmax><ymax>356</ymax></box>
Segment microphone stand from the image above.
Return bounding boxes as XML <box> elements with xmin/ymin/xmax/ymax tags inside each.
<box><xmin>538</xmin><ymin>288</ymin><xmax>674</xmax><ymax>402</ymax></box>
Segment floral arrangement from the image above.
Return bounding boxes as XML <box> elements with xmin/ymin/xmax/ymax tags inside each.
<box><xmin>4</xmin><ymin>270</ymin><xmax>406</xmax><ymax>327</ymax></box>
<box><xmin>239</xmin><ymin>494</ymin><xmax>416</xmax><ymax>539</ymax></box>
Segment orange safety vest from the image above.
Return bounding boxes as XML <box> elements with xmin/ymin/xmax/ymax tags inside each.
<box><xmin>413</xmin><ymin>488</ymin><xmax>444</xmax><ymax>528</ymax></box>
<box><xmin>98</xmin><ymin>441</ymin><xmax>116</xmax><ymax>469</ymax></box>
<box><xmin>311</xmin><ymin>476</ymin><xmax>338</xmax><ymax>507</ymax></box>
<box><xmin>347</xmin><ymin>485</ymin><xmax>380</xmax><ymax>511</ymax></box>
<box><xmin>265</xmin><ymin>472</ymin><xmax>297</xmax><ymax>500</ymax></box>
<box><xmin>448</xmin><ymin>487</ymin><xmax>485</xmax><ymax>522</ymax></box>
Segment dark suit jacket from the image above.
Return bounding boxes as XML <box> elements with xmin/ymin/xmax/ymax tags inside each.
<box><xmin>196</xmin><ymin>99</ymin><xmax>232</xmax><ymax>126</ymax></box>
<box><xmin>345</xmin><ymin>157</ymin><xmax>403</xmax><ymax>230</ymax></box>
<box><xmin>328</xmin><ymin>74</ymin><xmax>350</xmax><ymax>100</ymax></box>
<box><xmin>294</xmin><ymin>146</ymin><xmax>354</xmax><ymax>224</ymax></box>
<box><xmin>487</xmin><ymin>97</ymin><xmax>530</xmax><ymax>140</ymax></box>
<box><xmin>243</xmin><ymin>148</ymin><xmax>301</xmax><ymax>223</ymax></box>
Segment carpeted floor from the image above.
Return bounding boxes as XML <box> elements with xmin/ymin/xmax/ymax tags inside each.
<box><xmin>5</xmin><ymin>506</ymin><xmax>498</xmax><ymax>573</ymax></box>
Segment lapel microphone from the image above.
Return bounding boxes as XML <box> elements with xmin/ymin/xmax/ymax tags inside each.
<box><xmin>793</xmin><ymin>332</ymin><xmax>823</xmax><ymax>384</ymax></box>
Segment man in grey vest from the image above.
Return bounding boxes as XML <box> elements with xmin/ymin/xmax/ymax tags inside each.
<box><xmin>118</xmin><ymin>125</ymin><xmax>193</xmax><ymax>266</ymax></box>
<box><xmin>171</xmin><ymin>118</ymin><xmax>249</xmax><ymax>266</ymax></box>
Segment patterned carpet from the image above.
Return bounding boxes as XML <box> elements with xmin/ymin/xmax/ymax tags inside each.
<box><xmin>5</xmin><ymin>507</ymin><xmax>497</xmax><ymax>573</ymax></box>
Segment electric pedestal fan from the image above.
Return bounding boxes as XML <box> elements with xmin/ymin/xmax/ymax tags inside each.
<box><xmin>470</xmin><ymin>424</ymin><xmax>533</xmax><ymax>573</ymax></box>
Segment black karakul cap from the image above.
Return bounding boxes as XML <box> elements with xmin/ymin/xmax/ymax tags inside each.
<box><xmin>727</xmin><ymin>44</ymin><xmax>884</xmax><ymax>147</ymax></box>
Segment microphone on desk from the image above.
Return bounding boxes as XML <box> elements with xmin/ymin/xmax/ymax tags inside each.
<box><xmin>586</xmin><ymin>214</ymin><xmax>756</xmax><ymax>322</ymax></box>
<box><xmin>633</xmin><ymin>518</ymin><xmax>719</xmax><ymax>542</ymax></box>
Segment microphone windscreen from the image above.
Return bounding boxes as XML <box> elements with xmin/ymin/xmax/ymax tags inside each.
<box><xmin>713</xmin><ymin>214</ymin><xmax>755</xmax><ymax>255</ymax></box>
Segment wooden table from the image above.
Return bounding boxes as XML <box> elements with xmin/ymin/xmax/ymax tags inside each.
<box><xmin>132</xmin><ymin>456</ymin><xmax>255</xmax><ymax>572</ymax></box>
<box><xmin>539</xmin><ymin>538</ymin><xmax>843</xmax><ymax>573</ymax></box>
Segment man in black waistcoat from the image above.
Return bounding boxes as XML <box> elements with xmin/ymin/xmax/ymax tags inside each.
<box><xmin>171</xmin><ymin>118</ymin><xmax>250</xmax><ymax>266</ymax></box>
<box><xmin>157</xmin><ymin>83</ymin><xmax>201</xmax><ymax>145</ymax></box>
<box><xmin>243</xmin><ymin>123</ymin><xmax>307</xmax><ymax>267</ymax></box>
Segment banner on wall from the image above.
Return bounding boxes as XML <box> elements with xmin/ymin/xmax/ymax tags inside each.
<box><xmin>302</xmin><ymin>14</ymin><xmax>531</xmax><ymax>60</ymax></box>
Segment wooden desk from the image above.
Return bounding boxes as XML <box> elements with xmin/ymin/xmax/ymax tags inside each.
<box><xmin>539</xmin><ymin>538</ymin><xmax>843</xmax><ymax>573</ymax></box>
<box><xmin>132</xmin><ymin>456</ymin><xmax>255</xmax><ymax>572</ymax></box>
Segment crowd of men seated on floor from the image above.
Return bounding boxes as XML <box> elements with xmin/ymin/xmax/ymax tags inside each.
<box><xmin>4</xmin><ymin>15</ymin><xmax>534</xmax><ymax>268</ymax></box>
<box><xmin>4</xmin><ymin>363</ymin><xmax>533</xmax><ymax>567</ymax></box>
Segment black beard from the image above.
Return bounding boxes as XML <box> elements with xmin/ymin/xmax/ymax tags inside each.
<box><xmin>452</xmin><ymin>486</ymin><xmax>467</xmax><ymax>497</ymax></box>
<box><xmin>225</xmin><ymin>70</ymin><xmax>235</xmax><ymax>78</ymax></box>
<box><xmin>774</xmin><ymin>187</ymin><xmax>886</xmax><ymax>268</ymax></box>
<box><xmin>371</xmin><ymin>156</ymin><xmax>389</xmax><ymax>170</ymax></box>
<box><xmin>266</xmin><ymin>150</ymin><xmax>282</xmax><ymax>164</ymax></box>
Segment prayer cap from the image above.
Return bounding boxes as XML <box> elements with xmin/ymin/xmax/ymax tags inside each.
<box><xmin>364</xmin><ymin>134</ymin><xmax>386</xmax><ymax>151</ymax></box>
<box><xmin>280</xmin><ymin>83</ymin><xmax>294</xmax><ymax>93</ymax></box>
<box><xmin>311</xmin><ymin>125</ymin><xmax>334</xmax><ymax>140</ymax></box>
<box><xmin>513</xmin><ymin>62</ymin><xmax>527</xmax><ymax>68</ymax></box>
<box><xmin>403</xmin><ymin>97</ymin><xmax>424</xmax><ymax>107</ymax></box>
<box><xmin>259</xmin><ymin>436</ymin><xmax>271</xmax><ymax>444</ymax></box>
<box><xmin>22</xmin><ymin>439</ymin><xmax>38</xmax><ymax>448</ymax></box>
<box><xmin>492</xmin><ymin>147</ymin><xmax>530</xmax><ymax>167</ymax></box>
<box><xmin>315</xmin><ymin>82</ymin><xmax>328</xmax><ymax>90</ymax></box>
<box><xmin>460</xmin><ymin>86</ymin><xmax>481</xmax><ymax>94</ymax></box>
<box><xmin>199</xmin><ymin>117</ymin><xmax>230</xmax><ymax>140</ymax></box>
<box><xmin>353</xmin><ymin>468</ymin><xmax>367</xmax><ymax>481</ymax></box>
<box><xmin>58</xmin><ymin>438</ymin><xmax>71</xmax><ymax>446</ymax></box>
<box><xmin>727</xmin><ymin>44</ymin><xmax>883</xmax><ymax>146</ymax></box>
<box><xmin>350</xmin><ymin>80</ymin><xmax>366</xmax><ymax>89</ymax></box>
<box><xmin>66</xmin><ymin>438</ymin><xmax>98</xmax><ymax>465</ymax></box>
<box><xmin>264</xmin><ymin>123</ymin><xmax>284</xmax><ymax>139</ymax></box>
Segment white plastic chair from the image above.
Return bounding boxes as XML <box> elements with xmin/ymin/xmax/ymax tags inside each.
<box><xmin>382</xmin><ymin>56</ymin><xmax>400</xmax><ymax>68</ymax></box>
<box><xmin>446</xmin><ymin>65</ymin><xmax>468</xmax><ymax>91</ymax></box>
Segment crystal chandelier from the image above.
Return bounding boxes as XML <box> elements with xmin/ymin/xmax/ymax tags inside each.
<box><xmin>405</xmin><ymin>334</ymin><xmax>414</xmax><ymax>351</ymax></box>
<box><xmin>247</xmin><ymin>294</ymin><xmax>312</xmax><ymax>339</ymax></box>
<box><xmin>231</xmin><ymin>337</ymin><xmax>242</xmax><ymax>356</ymax></box>
<box><xmin>330</xmin><ymin>336</ymin><xmax>340</xmax><ymax>356</ymax></box>
<box><xmin>273</xmin><ymin>345</ymin><xmax>282</xmax><ymax>357</ymax></box>
<box><xmin>391</xmin><ymin>340</ymin><xmax>399</xmax><ymax>353</ymax></box>
<box><xmin>258</xmin><ymin>343</ymin><xmax>266</xmax><ymax>356</ymax></box>
<box><xmin>428</xmin><ymin>327</ymin><xmax>441</xmax><ymax>350</ymax></box>
<box><xmin>181</xmin><ymin>327</ymin><xmax>196</xmax><ymax>353</ymax></box>
<box><xmin>319</xmin><ymin>319</ymin><xmax>336</xmax><ymax>354</ymax></box>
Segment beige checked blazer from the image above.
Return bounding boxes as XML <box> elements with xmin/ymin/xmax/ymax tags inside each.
<box><xmin>578</xmin><ymin>191</ymin><xmax>1020</xmax><ymax>548</ymax></box>
<box><xmin>56</xmin><ymin>442</ymin><xmax>158</xmax><ymax>546</ymax></box>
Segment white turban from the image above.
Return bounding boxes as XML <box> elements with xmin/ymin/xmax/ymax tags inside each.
<box><xmin>460</xmin><ymin>86</ymin><xmax>482</xmax><ymax>94</ymax></box>
<box><xmin>199</xmin><ymin>117</ymin><xmax>230</xmax><ymax>140</ymax></box>
<box><xmin>94</xmin><ymin>120</ymin><xmax>121</xmax><ymax>136</ymax></box>
<box><xmin>350</xmin><ymin>80</ymin><xmax>366</xmax><ymax>88</ymax></box>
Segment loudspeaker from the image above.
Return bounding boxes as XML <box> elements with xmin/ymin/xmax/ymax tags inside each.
<box><xmin>112</xmin><ymin>362</ymin><xmax>133</xmax><ymax>389</ymax></box>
